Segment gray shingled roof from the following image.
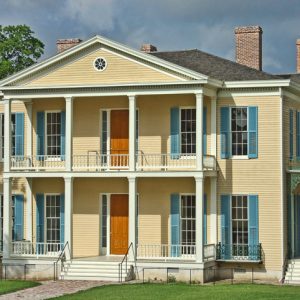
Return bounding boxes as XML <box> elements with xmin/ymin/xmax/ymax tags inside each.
<box><xmin>151</xmin><ymin>49</ymin><xmax>281</xmax><ymax>81</ymax></box>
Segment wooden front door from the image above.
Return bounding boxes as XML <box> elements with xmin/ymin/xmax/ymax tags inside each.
<box><xmin>110</xmin><ymin>110</ymin><xmax>129</xmax><ymax>167</ymax></box>
<box><xmin>110</xmin><ymin>194</ymin><xmax>129</xmax><ymax>255</ymax></box>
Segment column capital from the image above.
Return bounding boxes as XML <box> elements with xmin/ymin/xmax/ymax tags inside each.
<box><xmin>64</xmin><ymin>176</ymin><xmax>74</xmax><ymax>183</ymax></box>
<box><xmin>127</xmin><ymin>94</ymin><xmax>137</xmax><ymax>101</ymax></box>
<box><xmin>65</xmin><ymin>96</ymin><xmax>73</xmax><ymax>102</ymax></box>
<box><xmin>3</xmin><ymin>97</ymin><xmax>11</xmax><ymax>104</ymax></box>
<box><xmin>3</xmin><ymin>177</ymin><xmax>11</xmax><ymax>183</ymax></box>
<box><xmin>194</xmin><ymin>90</ymin><xmax>203</xmax><ymax>97</ymax></box>
<box><xmin>127</xmin><ymin>176</ymin><xmax>137</xmax><ymax>182</ymax></box>
<box><xmin>194</xmin><ymin>174</ymin><xmax>204</xmax><ymax>182</ymax></box>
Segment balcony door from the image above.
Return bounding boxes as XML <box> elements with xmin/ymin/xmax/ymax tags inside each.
<box><xmin>110</xmin><ymin>110</ymin><xmax>129</xmax><ymax>167</ymax></box>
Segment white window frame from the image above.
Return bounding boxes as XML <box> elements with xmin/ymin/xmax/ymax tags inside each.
<box><xmin>44</xmin><ymin>193</ymin><xmax>61</xmax><ymax>245</ymax></box>
<box><xmin>230</xmin><ymin>107</ymin><xmax>249</xmax><ymax>159</ymax></box>
<box><xmin>179</xmin><ymin>107</ymin><xmax>196</xmax><ymax>159</ymax></box>
<box><xmin>230</xmin><ymin>194</ymin><xmax>249</xmax><ymax>259</ymax></box>
<box><xmin>44</xmin><ymin>110</ymin><xmax>62</xmax><ymax>161</ymax></box>
<box><xmin>0</xmin><ymin>113</ymin><xmax>17</xmax><ymax>161</ymax></box>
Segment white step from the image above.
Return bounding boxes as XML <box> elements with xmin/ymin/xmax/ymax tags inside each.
<box><xmin>61</xmin><ymin>275</ymin><xmax>121</xmax><ymax>281</ymax></box>
<box><xmin>62</xmin><ymin>269</ymin><xmax>128</xmax><ymax>275</ymax></box>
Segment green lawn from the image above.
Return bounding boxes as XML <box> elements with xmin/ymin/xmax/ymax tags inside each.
<box><xmin>0</xmin><ymin>280</ymin><xmax>39</xmax><ymax>295</ymax></box>
<box><xmin>54</xmin><ymin>283</ymin><xmax>300</xmax><ymax>300</ymax></box>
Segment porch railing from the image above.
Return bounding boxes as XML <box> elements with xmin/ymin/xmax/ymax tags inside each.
<box><xmin>11</xmin><ymin>241</ymin><xmax>63</xmax><ymax>258</ymax></box>
<box><xmin>72</xmin><ymin>154</ymin><xmax>129</xmax><ymax>171</ymax></box>
<box><xmin>288</xmin><ymin>158</ymin><xmax>300</xmax><ymax>170</ymax></box>
<box><xmin>11</xmin><ymin>156</ymin><xmax>65</xmax><ymax>170</ymax></box>
<box><xmin>137</xmin><ymin>244</ymin><xmax>216</xmax><ymax>261</ymax></box>
<box><xmin>216</xmin><ymin>243</ymin><xmax>262</xmax><ymax>261</ymax></box>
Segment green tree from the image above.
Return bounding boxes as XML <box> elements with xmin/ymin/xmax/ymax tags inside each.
<box><xmin>0</xmin><ymin>25</ymin><xmax>44</xmax><ymax>80</ymax></box>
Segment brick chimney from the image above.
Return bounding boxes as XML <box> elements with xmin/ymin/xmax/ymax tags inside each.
<box><xmin>140</xmin><ymin>44</ymin><xmax>157</xmax><ymax>52</ymax></box>
<box><xmin>56</xmin><ymin>38</ymin><xmax>82</xmax><ymax>53</ymax></box>
<box><xmin>297</xmin><ymin>39</ymin><xmax>300</xmax><ymax>73</ymax></box>
<box><xmin>235</xmin><ymin>26</ymin><xmax>263</xmax><ymax>71</ymax></box>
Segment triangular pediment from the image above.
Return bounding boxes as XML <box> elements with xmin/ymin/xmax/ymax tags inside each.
<box><xmin>0</xmin><ymin>36</ymin><xmax>207</xmax><ymax>88</ymax></box>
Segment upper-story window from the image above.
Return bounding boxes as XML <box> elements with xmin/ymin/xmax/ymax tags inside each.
<box><xmin>46</xmin><ymin>112</ymin><xmax>61</xmax><ymax>156</ymax></box>
<box><xmin>231</xmin><ymin>107</ymin><xmax>248</xmax><ymax>156</ymax></box>
<box><xmin>180</xmin><ymin>108</ymin><xmax>196</xmax><ymax>155</ymax></box>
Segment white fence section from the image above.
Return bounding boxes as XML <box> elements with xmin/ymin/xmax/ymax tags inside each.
<box><xmin>11</xmin><ymin>156</ymin><xmax>65</xmax><ymax>170</ymax></box>
<box><xmin>11</xmin><ymin>242</ymin><xmax>63</xmax><ymax>258</ymax></box>
<box><xmin>72</xmin><ymin>154</ymin><xmax>129</xmax><ymax>171</ymax></box>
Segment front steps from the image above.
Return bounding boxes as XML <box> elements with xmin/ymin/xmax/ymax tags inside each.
<box><xmin>284</xmin><ymin>259</ymin><xmax>300</xmax><ymax>284</ymax></box>
<box><xmin>60</xmin><ymin>260</ymin><xmax>133</xmax><ymax>282</ymax></box>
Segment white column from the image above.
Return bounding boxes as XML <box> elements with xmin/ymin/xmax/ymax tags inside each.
<box><xmin>128</xmin><ymin>176</ymin><xmax>137</xmax><ymax>260</ymax></box>
<box><xmin>211</xmin><ymin>96</ymin><xmax>217</xmax><ymax>157</ymax></box>
<box><xmin>26</xmin><ymin>178</ymin><xmax>32</xmax><ymax>241</ymax></box>
<box><xmin>128</xmin><ymin>95</ymin><xmax>136</xmax><ymax>171</ymax></box>
<box><xmin>65</xmin><ymin>97</ymin><xmax>73</xmax><ymax>172</ymax></box>
<box><xmin>3</xmin><ymin>177</ymin><xmax>12</xmax><ymax>259</ymax></box>
<box><xmin>195</xmin><ymin>175</ymin><xmax>204</xmax><ymax>262</ymax></box>
<box><xmin>25</xmin><ymin>102</ymin><xmax>33</xmax><ymax>158</ymax></box>
<box><xmin>195</xmin><ymin>93</ymin><xmax>203</xmax><ymax>170</ymax></box>
<box><xmin>4</xmin><ymin>98</ymin><xmax>11</xmax><ymax>173</ymax></box>
<box><xmin>210</xmin><ymin>177</ymin><xmax>217</xmax><ymax>244</ymax></box>
<box><xmin>64</xmin><ymin>176</ymin><xmax>73</xmax><ymax>260</ymax></box>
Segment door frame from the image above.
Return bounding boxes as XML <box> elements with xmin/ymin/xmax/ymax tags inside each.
<box><xmin>99</xmin><ymin>193</ymin><xmax>129</xmax><ymax>256</ymax></box>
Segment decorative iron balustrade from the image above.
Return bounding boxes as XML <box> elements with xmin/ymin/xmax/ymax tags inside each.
<box><xmin>216</xmin><ymin>242</ymin><xmax>262</xmax><ymax>261</ymax></box>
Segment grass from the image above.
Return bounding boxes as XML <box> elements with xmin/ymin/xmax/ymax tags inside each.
<box><xmin>54</xmin><ymin>283</ymin><xmax>300</xmax><ymax>300</ymax></box>
<box><xmin>0</xmin><ymin>280</ymin><xmax>39</xmax><ymax>295</ymax></box>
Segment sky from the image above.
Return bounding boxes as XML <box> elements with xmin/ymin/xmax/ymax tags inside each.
<box><xmin>1</xmin><ymin>0</ymin><xmax>300</xmax><ymax>74</ymax></box>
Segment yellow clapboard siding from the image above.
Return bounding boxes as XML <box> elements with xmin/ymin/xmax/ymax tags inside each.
<box><xmin>25</xmin><ymin>47</ymin><xmax>180</xmax><ymax>87</ymax></box>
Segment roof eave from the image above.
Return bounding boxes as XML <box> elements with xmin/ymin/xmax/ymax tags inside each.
<box><xmin>223</xmin><ymin>79</ymin><xmax>291</xmax><ymax>88</ymax></box>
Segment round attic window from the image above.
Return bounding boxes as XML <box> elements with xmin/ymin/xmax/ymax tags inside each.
<box><xmin>94</xmin><ymin>57</ymin><xmax>107</xmax><ymax>71</ymax></box>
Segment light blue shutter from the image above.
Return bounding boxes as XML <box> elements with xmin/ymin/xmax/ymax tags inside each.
<box><xmin>170</xmin><ymin>194</ymin><xmax>180</xmax><ymax>257</ymax></box>
<box><xmin>248</xmin><ymin>195</ymin><xmax>259</xmax><ymax>260</ymax></box>
<box><xmin>37</xmin><ymin>112</ymin><xmax>45</xmax><ymax>160</ymax></box>
<box><xmin>297</xmin><ymin>112</ymin><xmax>300</xmax><ymax>158</ymax></box>
<box><xmin>221</xmin><ymin>107</ymin><xmax>230</xmax><ymax>159</ymax></box>
<box><xmin>61</xmin><ymin>111</ymin><xmax>66</xmax><ymax>161</ymax></box>
<box><xmin>36</xmin><ymin>194</ymin><xmax>44</xmax><ymax>243</ymax></box>
<box><xmin>221</xmin><ymin>195</ymin><xmax>231</xmax><ymax>259</ymax></box>
<box><xmin>248</xmin><ymin>107</ymin><xmax>258</xmax><ymax>159</ymax></box>
<box><xmin>203</xmin><ymin>107</ymin><xmax>207</xmax><ymax>156</ymax></box>
<box><xmin>14</xmin><ymin>195</ymin><xmax>24</xmax><ymax>241</ymax></box>
<box><xmin>204</xmin><ymin>194</ymin><xmax>207</xmax><ymax>245</ymax></box>
<box><xmin>60</xmin><ymin>194</ymin><xmax>65</xmax><ymax>245</ymax></box>
<box><xmin>15</xmin><ymin>113</ymin><xmax>24</xmax><ymax>157</ymax></box>
<box><xmin>170</xmin><ymin>107</ymin><xmax>180</xmax><ymax>159</ymax></box>
<box><xmin>290</xmin><ymin>110</ymin><xmax>294</xmax><ymax>160</ymax></box>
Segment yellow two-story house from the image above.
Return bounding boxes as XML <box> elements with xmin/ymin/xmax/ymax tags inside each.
<box><xmin>0</xmin><ymin>25</ymin><xmax>300</xmax><ymax>283</ymax></box>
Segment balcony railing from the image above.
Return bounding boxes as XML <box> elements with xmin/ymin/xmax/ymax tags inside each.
<box><xmin>11</xmin><ymin>155</ymin><xmax>65</xmax><ymax>170</ymax></box>
<box><xmin>137</xmin><ymin>244</ymin><xmax>216</xmax><ymax>261</ymax></box>
<box><xmin>287</xmin><ymin>158</ymin><xmax>300</xmax><ymax>170</ymax></box>
<box><xmin>216</xmin><ymin>243</ymin><xmax>262</xmax><ymax>261</ymax></box>
<box><xmin>11</xmin><ymin>241</ymin><xmax>63</xmax><ymax>258</ymax></box>
<box><xmin>10</xmin><ymin>153</ymin><xmax>216</xmax><ymax>172</ymax></box>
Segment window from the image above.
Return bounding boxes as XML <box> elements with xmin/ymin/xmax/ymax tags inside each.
<box><xmin>180</xmin><ymin>195</ymin><xmax>196</xmax><ymax>250</ymax></box>
<box><xmin>46</xmin><ymin>112</ymin><xmax>61</xmax><ymax>156</ymax></box>
<box><xmin>180</xmin><ymin>109</ymin><xmax>196</xmax><ymax>155</ymax></box>
<box><xmin>0</xmin><ymin>113</ymin><xmax>17</xmax><ymax>159</ymax></box>
<box><xmin>232</xmin><ymin>195</ymin><xmax>248</xmax><ymax>255</ymax></box>
<box><xmin>45</xmin><ymin>195</ymin><xmax>61</xmax><ymax>244</ymax></box>
<box><xmin>231</xmin><ymin>107</ymin><xmax>248</xmax><ymax>156</ymax></box>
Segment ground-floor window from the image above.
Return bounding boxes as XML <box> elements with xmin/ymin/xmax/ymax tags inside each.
<box><xmin>180</xmin><ymin>195</ymin><xmax>195</xmax><ymax>254</ymax></box>
<box><xmin>231</xmin><ymin>195</ymin><xmax>248</xmax><ymax>256</ymax></box>
<box><xmin>45</xmin><ymin>194</ymin><xmax>61</xmax><ymax>244</ymax></box>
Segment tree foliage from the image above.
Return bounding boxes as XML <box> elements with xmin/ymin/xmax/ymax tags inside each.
<box><xmin>0</xmin><ymin>25</ymin><xmax>44</xmax><ymax>80</ymax></box>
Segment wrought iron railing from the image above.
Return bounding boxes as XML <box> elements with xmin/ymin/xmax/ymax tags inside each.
<box><xmin>216</xmin><ymin>243</ymin><xmax>262</xmax><ymax>261</ymax></box>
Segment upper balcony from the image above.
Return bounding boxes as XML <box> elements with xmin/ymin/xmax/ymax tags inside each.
<box><xmin>10</xmin><ymin>153</ymin><xmax>216</xmax><ymax>172</ymax></box>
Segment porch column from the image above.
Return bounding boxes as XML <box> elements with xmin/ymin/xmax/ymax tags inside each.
<box><xmin>25</xmin><ymin>101</ymin><xmax>33</xmax><ymax>158</ymax></box>
<box><xmin>65</xmin><ymin>96</ymin><xmax>73</xmax><ymax>172</ymax></box>
<box><xmin>128</xmin><ymin>95</ymin><xmax>136</xmax><ymax>171</ymax></box>
<box><xmin>64</xmin><ymin>176</ymin><xmax>73</xmax><ymax>259</ymax></box>
<box><xmin>211</xmin><ymin>96</ymin><xmax>217</xmax><ymax>157</ymax></box>
<box><xmin>128</xmin><ymin>176</ymin><xmax>137</xmax><ymax>260</ymax></box>
<box><xmin>26</xmin><ymin>178</ymin><xmax>33</xmax><ymax>241</ymax></box>
<box><xmin>3</xmin><ymin>177</ymin><xmax>12</xmax><ymax>259</ymax></box>
<box><xmin>4</xmin><ymin>98</ymin><xmax>11</xmax><ymax>173</ymax></box>
<box><xmin>210</xmin><ymin>177</ymin><xmax>217</xmax><ymax>244</ymax></box>
<box><xmin>195</xmin><ymin>92</ymin><xmax>203</xmax><ymax>170</ymax></box>
<box><xmin>291</xmin><ymin>193</ymin><xmax>295</xmax><ymax>258</ymax></box>
<box><xmin>195</xmin><ymin>175</ymin><xmax>204</xmax><ymax>262</ymax></box>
